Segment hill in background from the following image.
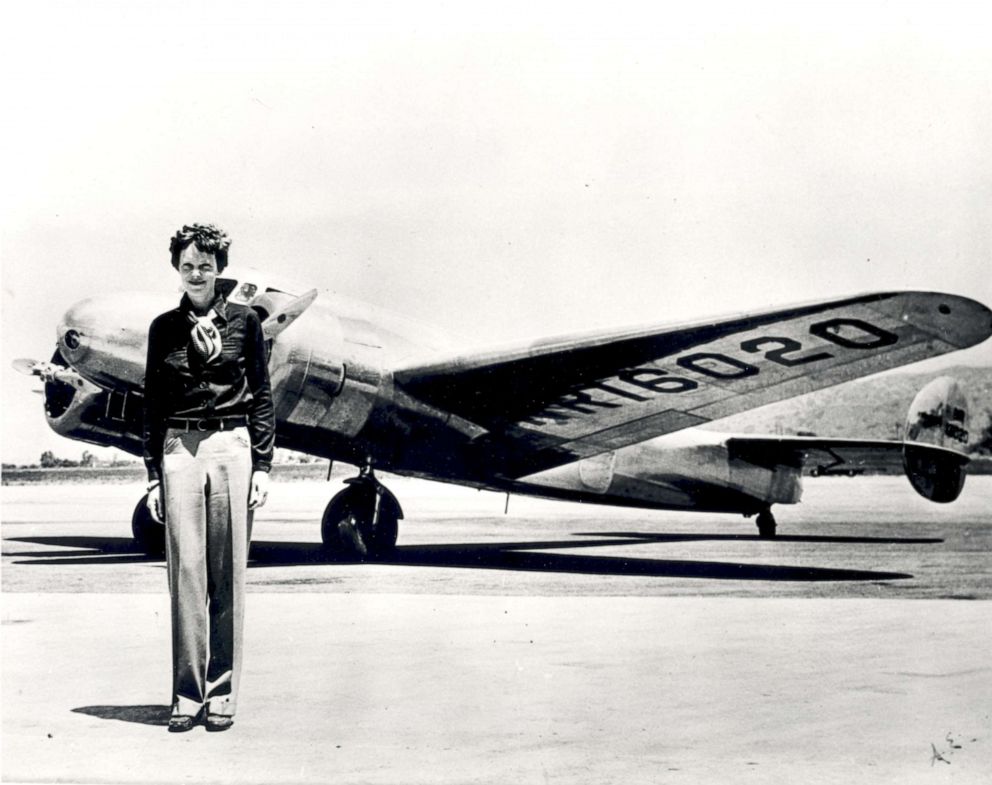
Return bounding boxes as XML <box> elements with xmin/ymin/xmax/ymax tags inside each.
<box><xmin>709</xmin><ymin>365</ymin><xmax>992</xmax><ymax>449</ymax></box>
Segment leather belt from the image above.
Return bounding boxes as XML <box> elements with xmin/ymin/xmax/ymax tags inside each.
<box><xmin>166</xmin><ymin>415</ymin><xmax>248</xmax><ymax>432</ymax></box>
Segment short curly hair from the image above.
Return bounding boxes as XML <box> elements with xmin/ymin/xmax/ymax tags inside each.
<box><xmin>169</xmin><ymin>223</ymin><xmax>231</xmax><ymax>272</ymax></box>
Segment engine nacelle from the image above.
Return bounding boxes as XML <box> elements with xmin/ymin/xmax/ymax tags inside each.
<box><xmin>266</xmin><ymin>299</ymin><xmax>383</xmax><ymax>441</ymax></box>
<box><xmin>44</xmin><ymin>372</ymin><xmax>144</xmax><ymax>455</ymax></box>
<box><xmin>903</xmin><ymin>376</ymin><xmax>969</xmax><ymax>503</ymax></box>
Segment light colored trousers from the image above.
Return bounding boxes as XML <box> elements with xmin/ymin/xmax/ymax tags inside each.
<box><xmin>162</xmin><ymin>426</ymin><xmax>253</xmax><ymax>718</ymax></box>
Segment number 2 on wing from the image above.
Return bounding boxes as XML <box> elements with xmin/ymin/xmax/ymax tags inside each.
<box><xmin>739</xmin><ymin>336</ymin><xmax>834</xmax><ymax>367</ymax></box>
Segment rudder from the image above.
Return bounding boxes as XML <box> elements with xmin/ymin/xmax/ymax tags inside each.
<box><xmin>903</xmin><ymin>376</ymin><xmax>970</xmax><ymax>502</ymax></box>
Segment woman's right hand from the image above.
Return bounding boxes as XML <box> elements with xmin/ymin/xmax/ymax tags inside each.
<box><xmin>146</xmin><ymin>481</ymin><xmax>164</xmax><ymax>523</ymax></box>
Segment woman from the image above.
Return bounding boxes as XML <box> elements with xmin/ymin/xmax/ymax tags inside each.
<box><xmin>142</xmin><ymin>223</ymin><xmax>275</xmax><ymax>733</ymax></box>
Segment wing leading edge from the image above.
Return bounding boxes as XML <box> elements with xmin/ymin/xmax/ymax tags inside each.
<box><xmin>395</xmin><ymin>291</ymin><xmax>992</xmax><ymax>478</ymax></box>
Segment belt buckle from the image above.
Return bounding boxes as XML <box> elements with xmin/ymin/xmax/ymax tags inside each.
<box><xmin>196</xmin><ymin>418</ymin><xmax>210</xmax><ymax>432</ymax></box>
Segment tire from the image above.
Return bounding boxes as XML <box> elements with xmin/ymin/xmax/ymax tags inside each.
<box><xmin>321</xmin><ymin>482</ymin><xmax>400</xmax><ymax>560</ymax></box>
<box><xmin>131</xmin><ymin>494</ymin><xmax>166</xmax><ymax>557</ymax></box>
<box><xmin>756</xmin><ymin>509</ymin><xmax>777</xmax><ymax>539</ymax></box>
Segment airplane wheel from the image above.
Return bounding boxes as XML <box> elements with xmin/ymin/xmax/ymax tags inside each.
<box><xmin>321</xmin><ymin>482</ymin><xmax>400</xmax><ymax>561</ymax></box>
<box><xmin>756</xmin><ymin>509</ymin><xmax>777</xmax><ymax>539</ymax></box>
<box><xmin>131</xmin><ymin>494</ymin><xmax>165</xmax><ymax>557</ymax></box>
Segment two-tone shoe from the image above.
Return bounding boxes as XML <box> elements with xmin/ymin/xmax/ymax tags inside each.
<box><xmin>204</xmin><ymin>714</ymin><xmax>234</xmax><ymax>732</ymax></box>
<box><xmin>167</xmin><ymin>715</ymin><xmax>196</xmax><ymax>733</ymax></box>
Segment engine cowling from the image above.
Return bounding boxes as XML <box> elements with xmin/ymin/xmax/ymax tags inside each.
<box><xmin>903</xmin><ymin>376</ymin><xmax>969</xmax><ymax>503</ymax></box>
<box><xmin>266</xmin><ymin>301</ymin><xmax>383</xmax><ymax>440</ymax></box>
<box><xmin>41</xmin><ymin>350</ymin><xmax>144</xmax><ymax>455</ymax></box>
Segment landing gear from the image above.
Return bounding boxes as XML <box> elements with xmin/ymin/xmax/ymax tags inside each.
<box><xmin>321</xmin><ymin>466</ymin><xmax>402</xmax><ymax>560</ymax></box>
<box><xmin>131</xmin><ymin>493</ymin><xmax>165</xmax><ymax>557</ymax></box>
<box><xmin>755</xmin><ymin>508</ymin><xmax>777</xmax><ymax>539</ymax></box>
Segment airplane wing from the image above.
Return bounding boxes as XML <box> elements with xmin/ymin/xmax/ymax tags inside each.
<box><xmin>395</xmin><ymin>291</ymin><xmax>991</xmax><ymax>478</ymax></box>
<box><xmin>724</xmin><ymin>435</ymin><xmax>969</xmax><ymax>476</ymax></box>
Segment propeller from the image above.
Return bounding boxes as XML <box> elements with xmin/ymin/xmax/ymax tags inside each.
<box><xmin>11</xmin><ymin>358</ymin><xmax>40</xmax><ymax>376</ymax></box>
<box><xmin>261</xmin><ymin>288</ymin><xmax>318</xmax><ymax>340</ymax></box>
<box><xmin>11</xmin><ymin>358</ymin><xmax>86</xmax><ymax>387</ymax></box>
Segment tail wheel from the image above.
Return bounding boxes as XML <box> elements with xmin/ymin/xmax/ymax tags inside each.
<box><xmin>756</xmin><ymin>509</ymin><xmax>777</xmax><ymax>539</ymax></box>
<box><xmin>131</xmin><ymin>494</ymin><xmax>165</xmax><ymax>557</ymax></box>
<box><xmin>321</xmin><ymin>481</ymin><xmax>400</xmax><ymax>560</ymax></box>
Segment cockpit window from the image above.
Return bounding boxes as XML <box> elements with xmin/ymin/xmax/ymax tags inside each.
<box><xmin>217</xmin><ymin>279</ymin><xmax>293</xmax><ymax>314</ymax></box>
<box><xmin>230</xmin><ymin>282</ymin><xmax>258</xmax><ymax>303</ymax></box>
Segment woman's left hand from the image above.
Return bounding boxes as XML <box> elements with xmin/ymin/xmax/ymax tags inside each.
<box><xmin>248</xmin><ymin>470</ymin><xmax>270</xmax><ymax>510</ymax></box>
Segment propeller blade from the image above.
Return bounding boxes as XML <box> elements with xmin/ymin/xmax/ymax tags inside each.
<box><xmin>11</xmin><ymin>357</ymin><xmax>85</xmax><ymax>387</ymax></box>
<box><xmin>262</xmin><ymin>288</ymin><xmax>318</xmax><ymax>339</ymax></box>
<box><xmin>12</xmin><ymin>358</ymin><xmax>42</xmax><ymax>376</ymax></box>
<box><xmin>52</xmin><ymin>367</ymin><xmax>86</xmax><ymax>387</ymax></box>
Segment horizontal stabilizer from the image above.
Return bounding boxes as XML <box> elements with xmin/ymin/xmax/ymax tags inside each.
<box><xmin>726</xmin><ymin>373</ymin><xmax>972</xmax><ymax>504</ymax></box>
<box><xmin>726</xmin><ymin>435</ymin><xmax>968</xmax><ymax>478</ymax></box>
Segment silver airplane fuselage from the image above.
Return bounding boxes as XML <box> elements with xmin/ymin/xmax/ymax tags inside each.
<box><xmin>47</xmin><ymin>269</ymin><xmax>796</xmax><ymax>517</ymax></box>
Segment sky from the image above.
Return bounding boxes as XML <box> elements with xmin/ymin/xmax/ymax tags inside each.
<box><xmin>2</xmin><ymin>1</ymin><xmax>991</xmax><ymax>465</ymax></box>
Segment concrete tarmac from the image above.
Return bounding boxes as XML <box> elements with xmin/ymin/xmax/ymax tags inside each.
<box><xmin>2</xmin><ymin>477</ymin><xmax>991</xmax><ymax>783</ymax></box>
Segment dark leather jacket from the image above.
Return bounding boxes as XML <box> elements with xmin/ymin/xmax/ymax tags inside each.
<box><xmin>142</xmin><ymin>293</ymin><xmax>275</xmax><ymax>482</ymax></box>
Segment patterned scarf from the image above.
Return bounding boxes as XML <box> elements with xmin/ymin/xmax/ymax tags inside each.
<box><xmin>187</xmin><ymin>309</ymin><xmax>222</xmax><ymax>364</ymax></box>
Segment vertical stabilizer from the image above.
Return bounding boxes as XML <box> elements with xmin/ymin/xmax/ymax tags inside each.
<box><xmin>903</xmin><ymin>376</ymin><xmax>969</xmax><ymax>502</ymax></box>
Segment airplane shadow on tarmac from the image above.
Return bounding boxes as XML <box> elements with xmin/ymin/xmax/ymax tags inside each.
<box><xmin>8</xmin><ymin>530</ymin><xmax>936</xmax><ymax>581</ymax></box>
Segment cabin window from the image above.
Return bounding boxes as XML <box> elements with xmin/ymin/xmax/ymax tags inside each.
<box><xmin>231</xmin><ymin>282</ymin><xmax>258</xmax><ymax>303</ymax></box>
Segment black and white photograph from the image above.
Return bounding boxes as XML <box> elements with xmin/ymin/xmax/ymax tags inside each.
<box><xmin>2</xmin><ymin>2</ymin><xmax>991</xmax><ymax>782</ymax></box>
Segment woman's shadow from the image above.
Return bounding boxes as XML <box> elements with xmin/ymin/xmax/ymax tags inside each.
<box><xmin>72</xmin><ymin>705</ymin><xmax>170</xmax><ymax>726</ymax></box>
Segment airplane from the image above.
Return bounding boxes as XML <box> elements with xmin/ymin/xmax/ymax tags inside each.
<box><xmin>14</xmin><ymin>266</ymin><xmax>992</xmax><ymax>559</ymax></box>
